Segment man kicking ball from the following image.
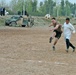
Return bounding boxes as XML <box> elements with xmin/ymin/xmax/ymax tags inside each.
<box><xmin>49</xmin><ymin>18</ymin><xmax>62</xmax><ymax>50</ymax></box>
<box><xmin>63</xmin><ymin>18</ymin><xmax>75</xmax><ymax>52</ymax></box>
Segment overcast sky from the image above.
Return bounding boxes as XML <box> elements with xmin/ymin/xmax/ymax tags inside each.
<box><xmin>40</xmin><ymin>0</ymin><xmax>76</xmax><ymax>4</ymax></box>
<box><xmin>70</xmin><ymin>0</ymin><xmax>76</xmax><ymax>3</ymax></box>
<box><xmin>1</xmin><ymin>0</ymin><xmax>76</xmax><ymax>4</ymax></box>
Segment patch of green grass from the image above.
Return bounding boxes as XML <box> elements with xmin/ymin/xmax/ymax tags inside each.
<box><xmin>0</xmin><ymin>19</ymin><xmax>5</xmax><ymax>26</ymax></box>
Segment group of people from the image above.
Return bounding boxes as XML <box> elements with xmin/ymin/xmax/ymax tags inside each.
<box><xmin>49</xmin><ymin>17</ymin><xmax>76</xmax><ymax>52</ymax></box>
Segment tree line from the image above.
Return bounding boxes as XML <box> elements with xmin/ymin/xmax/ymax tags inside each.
<box><xmin>0</xmin><ymin>0</ymin><xmax>76</xmax><ymax>17</ymax></box>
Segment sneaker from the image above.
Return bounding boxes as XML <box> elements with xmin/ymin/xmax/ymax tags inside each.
<box><xmin>52</xmin><ymin>46</ymin><xmax>55</xmax><ymax>51</ymax></box>
<box><xmin>73</xmin><ymin>47</ymin><xmax>75</xmax><ymax>52</ymax></box>
<box><xmin>49</xmin><ymin>37</ymin><xmax>53</xmax><ymax>43</ymax></box>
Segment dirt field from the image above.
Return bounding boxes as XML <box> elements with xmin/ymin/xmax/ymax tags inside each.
<box><xmin>0</xmin><ymin>26</ymin><xmax>76</xmax><ymax>75</ymax></box>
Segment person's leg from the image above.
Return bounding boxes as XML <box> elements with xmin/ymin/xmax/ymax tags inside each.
<box><xmin>49</xmin><ymin>32</ymin><xmax>56</xmax><ymax>43</ymax></box>
<box><xmin>69</xmin><ymin>42</ymin><xmax>75</xmax><ymax>52</ymax></box>
<box><xmin>69</xmin><ymin>42</ymin><xmax>75</xmax><ymax>49</ymax></box>
<box><xmin>66</xmin><ymin>39</ymin><xmax>75</xmax><ymax>52</ymax></box>
<box><xmin>54</xmin><ymin>38</ymin><xmax>59</xmax><ymax>46</ymax></box>
<box><xmin>66</xmin><ymin>39</ymin><xmax>70</xmax><ymax>50</ymax></box>
<box><xmin>53</xmin><ymin>38</ymin><xmax>59</xmax><ymax>50</ymax></box>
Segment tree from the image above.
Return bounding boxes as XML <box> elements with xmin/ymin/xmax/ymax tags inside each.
<box><xmin>8</xmin><ymin>0</ymin><xmax>76</xmax><ymax>16</ymax></box>
<box><xmin>61</xmin><ymin>0</ymin><xmax>65</xmax><ymax>16</ymax></box>
<box><xmin>73</xmin><ymin>3</ymin><xmax>76</xmax><ymax>16</ymax></box>
<box><xmin>26</xmin><ymin>0</ymin><xmax>33</xmax><ymax>14</ymax></box>
<box><xmin>0</xmin><ymin>0</ymin><xmax>7</xmax><ymax>7</ymax></box>
<box><xmin>32</xmin><ymin>0</ymin><xmax>37</xmax><ymax>12</ymax></box>
<box><xmin>65</xmin><ymin>0</ymin><xmax>71</xmax><ymax>16</ymax></box>
<box><xmin>38</xmin><ymin>1</ymin><xmax>44</xmax><ymax>15</ymax></box>
<box><xmin>48</xmin><ymin>0</ymin><xmax>54</xmax><ymax>15</ymax></box>
<box><xmin>17</xmin><ymin>0</ymin><xmax>23</xmax><ymax>11</ymax></box>
<box><xmin>10</xmin><ymin>0</ymin><xmax>18</xmax><ymax>14</ymax></box>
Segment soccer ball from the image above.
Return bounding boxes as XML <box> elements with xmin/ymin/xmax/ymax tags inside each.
<box><xmin>45</xmin><ymin>14</ymin><xmax>51</xmax><ymax>19</ymax></box>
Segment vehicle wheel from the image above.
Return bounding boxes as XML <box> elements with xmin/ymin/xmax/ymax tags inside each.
<box><xmin>10</xmin><ymin>22</ymin><xmax>17</xmax><ymax>27</ymax></box>
<box><xmin>30</xmin><ymin>22</ymin><xmax>34</xmax><ymax>27</ymax></box>
<box><xmin>5</xmin><ymin>23</ymin><xmax>9</xmax><ymax>26</ymax></box>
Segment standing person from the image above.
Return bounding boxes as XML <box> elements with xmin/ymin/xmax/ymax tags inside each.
<box><xmin>49</xmin><ymin>18</ymin><xmax>62</xmax><ymax>50</ymax></box>
<box><xmin>63</xmin><ymin>18</ymin><xmax>76</xmax><ymax>52</ymax></box>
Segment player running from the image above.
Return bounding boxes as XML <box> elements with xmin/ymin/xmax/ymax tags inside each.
<box><xmin>63</xmin><ymin>18</ymin><xmax>76</xmax><ymax>52</ymax></box>
<box><xmin>49</xmin><ymin>18</ymin><xmax>62</xmax><ymax>50</ymax></box>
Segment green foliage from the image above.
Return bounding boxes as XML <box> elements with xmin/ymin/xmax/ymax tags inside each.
<box><xmin>65</xmin><ymin>0</ymin><xmax>71</xmax><ymax>16</ymax></box>
<box><xmin>5</xmin><ymin>0</ymin><xmax>76</xmax><ymax>17</ymax></box>
<box><xmin>61</xmin><ymin>0</ymin><xmax>65</xmax><ymax>16</ymax></box>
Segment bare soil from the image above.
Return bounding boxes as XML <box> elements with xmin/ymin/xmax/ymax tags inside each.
<box><xmin>0</xmin><ymin>26</ymin><xmax>76</xmax><ymax>75</ymax></box>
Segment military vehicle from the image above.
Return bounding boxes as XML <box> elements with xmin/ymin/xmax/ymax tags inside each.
<box><xmin>5</xmin><ymin>15</ymin><xmax>34</xmax><ymax>27</ymax></box>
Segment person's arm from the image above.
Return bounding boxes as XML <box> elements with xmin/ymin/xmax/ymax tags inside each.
<box><xmin>49</xmin><ymin>23</ymin><xmax>53</xmax><ymax>27</ymax></box>
<box><xmin>53</xmin><ymin>25</ymin><xmax>60</xmax><ymax>30</ymax></box>
<box><xmin>69</xmin><ymin>24</ymin><xmax>76</xmax><ymax>33</ymax></box>
<box><xmin>50</xmin><ymin>25</ymin><xmax>60</xmax><ymax>31</ymax></box>
<box><xmin>62</xmin><ymin>24</ymin><xmax>64</xmax><ymax>28</ymax></box>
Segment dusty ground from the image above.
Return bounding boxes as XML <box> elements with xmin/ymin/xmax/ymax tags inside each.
<box><xmin>0</xmin><ymin>26</ymin><xmax>76</xmax><ymax>75</ymax></box>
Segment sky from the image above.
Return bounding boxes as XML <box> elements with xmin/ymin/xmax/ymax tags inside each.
<box><xmin>57</xmin><ymin>0</ymin><xmax>76</xmax><ymax>3</ymax></box>
<box><xmin>1</xmin><ymin>0</ymin><xmax>76</xmax><ymax>4</ymax></box>
<box><xmin>40</xmin><ymin>0</ymin><xmax>76</xmax><ymax>4</ymax></box>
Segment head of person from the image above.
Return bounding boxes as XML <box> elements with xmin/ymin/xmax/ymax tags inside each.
<box><xmin>66</xmin><ymin>18</ymin><xmax>70</xmax><ymax>24</ymax></box>
<box><xmin>51</xmin><ymin>17</ymin><xmax>56</xmax><ymax>24</ymax></box>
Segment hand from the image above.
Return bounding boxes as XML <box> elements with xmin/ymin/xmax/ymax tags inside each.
<box><xmin>73</xmin><ymin>30</ymin><xmax>76</xmax><ymax>33</ymax></box>
<box><xmin>50</xmin><ymin>29</ymin><xmax>54</xmax><ymax>31</ymax></box>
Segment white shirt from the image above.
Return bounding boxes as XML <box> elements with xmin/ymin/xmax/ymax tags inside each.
<box><xmin>63</xmin><ymin>22</ymin><xmax>76</xmax><ymax>40</ymax></box>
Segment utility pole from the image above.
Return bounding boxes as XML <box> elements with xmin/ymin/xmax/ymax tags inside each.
<box><xmin>49</xmin><ymin>0</ymin><xmax>51</xmax><ymax>15</ymax></box>
<box><xmin>56</xmin><ymin>1</ymin><xmax>60</xmax><ymax>17</ymax></box>
<box><xmin>23</xmin><ymin>0</ymin><xmax>25</xmax><ymax>15</ymax></box>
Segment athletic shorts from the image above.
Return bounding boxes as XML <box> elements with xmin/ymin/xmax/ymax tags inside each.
<box><xmin>53</xmin><ymin>30</ymin><xmax>62</xmax><ymax>39</ymax></box>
